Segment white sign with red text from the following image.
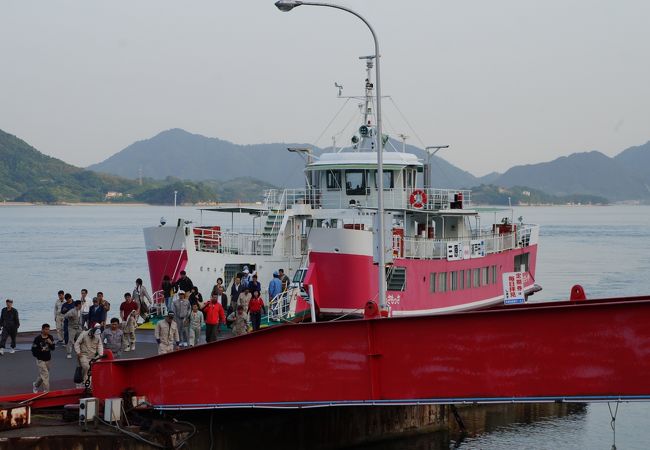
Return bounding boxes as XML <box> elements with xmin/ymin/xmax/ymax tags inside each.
<box><xmin>502</xmin><ymin>272</ymin><xmax>526</xmax><ymax>304</ymax></box>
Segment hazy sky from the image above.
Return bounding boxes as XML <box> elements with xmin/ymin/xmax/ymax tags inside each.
<box><xmin>1</xmin><ymin>1</ymin><xmax>649</xmax><ymax>176</ymax></box>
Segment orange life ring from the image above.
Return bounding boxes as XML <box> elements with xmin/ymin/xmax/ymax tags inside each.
<box><xmin>409</xmin><ymin>190</ymin><xmax>427</xmax><ymax>209</ymax></box>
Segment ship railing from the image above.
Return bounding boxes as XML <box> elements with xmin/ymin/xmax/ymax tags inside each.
<box><xmin>194</xmin><ymin>232</ymin><xmax>267</xmax><ymax>256</ymax></box>
<box><xmin>267</xmin><ymin>289</ymin><xmax>293</xmax><ymax>322</ymax></box>
<box><xmin>401</xmin><ymin>229</ymin><xmax>524</xmax><ymax>260</ymax></box>
<box><xmin>263</xmin><ymin>188</ymin><xmax>471</xmax><ymax>211</ymax></box>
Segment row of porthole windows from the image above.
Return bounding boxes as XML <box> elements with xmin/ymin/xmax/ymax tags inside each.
<box><xmin>430</xmin><ymin>265</ymin><xmax>498</xmax><ymax>293</ymax></box>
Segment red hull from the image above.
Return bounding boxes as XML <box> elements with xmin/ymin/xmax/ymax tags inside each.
<box><xmin>146</xmin><ymin>250</ymin><xmax>187</xmax><ymax>293</ymax></box>
<box><xmin>93</xmin><ymin>295</ymin><xmax>650</xmax><ymax>408</ymax></box>
<box><xmin>309</xmin><ymin>245</ymin><xmax>538</xmax><ymax>315</ymax></box>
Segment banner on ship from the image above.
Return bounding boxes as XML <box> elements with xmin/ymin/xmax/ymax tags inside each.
<box><xmin>502</xmin><ymin>272</ymin><xmax>526</xmax><ymax>304</ymax></box>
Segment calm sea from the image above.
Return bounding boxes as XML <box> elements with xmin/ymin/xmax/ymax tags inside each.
<box><xmin>1</xmin><ymin>204</ymin><xmax>649</xmax><ymax>449</ymax></box>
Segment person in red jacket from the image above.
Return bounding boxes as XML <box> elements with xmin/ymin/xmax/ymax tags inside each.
<box><xmin>248</xmin><ymin>290</ymin><xmax>266</xmax><ymax>331</ymax></box>
<box><xmin>200</xmin><ymin>294</ymin><xmax>225</xmax><ymax>343</ymax></box>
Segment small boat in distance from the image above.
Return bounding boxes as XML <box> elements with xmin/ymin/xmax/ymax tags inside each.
<box><xmin>143</xmin><ymin>57</ymin><xmax>540</xmax><ymax>319</ymax></box>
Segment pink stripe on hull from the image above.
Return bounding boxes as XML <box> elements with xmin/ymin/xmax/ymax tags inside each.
<box><xmin>309</xmin><ymin>245</ymin><xmax>538</xmax><ymax>314</ymax></box>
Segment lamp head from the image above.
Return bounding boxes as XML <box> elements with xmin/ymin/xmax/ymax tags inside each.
<box><xmin>275</xmin><ymin>0</ymin><xmax>303</xmax><ymax>12</ymax></box>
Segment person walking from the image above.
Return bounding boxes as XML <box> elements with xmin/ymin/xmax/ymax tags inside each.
<box><xmin>63</xmin><ymin>301</ymin><xmax>83</xmax><ymax>359</ymax></box>
<box><xmin>186</xmin><ymin>304</ymin><xmax>204</xmax><ymax>347</ymax></box>
<box><xmin>162</xmin><ymin>275</ymin><xmax>174</xmax><ymax>314</ymax></box>
<box><xmin>248</xmin><ymin>290</ymin><xmax>266</xmax><ymax>331</ymax></box>
<box><xmin>88</xmin><ymin>297</ymin><xmax>107</xmax><ymax>329</ymax></box>
<box><xmin>74</xmin><ymin>325</ymin><xmax>104</xmax><ymax>387</ymax></box>
<box><xmin>173</xmin><ymin>270</ymin><xmax>194</xmax><ymax>294</ymax></box>
<box><xmin>188</xmin><ymin>286</ymin><xmax>203</xmax><ymax>309</ymax></box>
<box><xmin>54</xmin><ymin>290</ymin><xmax>65</xmax><ymax>344</ymax></box>
<box><xmin>173</xmin><ymin>291</ymin><xmax>191</xmax><ymax>346</ymax></box>
<box><xmin>237</xmin><ymin>287</ymin><xmax>252</xmax><ymax>312</ymax></box>
<box><xmin>268</xmin><ymin>271</ymin><xmax>282</xmax><ymax>302</ymax></box>
<box><xmin>154</xmin><ymin>312</ymin><xmax>179</xmax><ymax>355</ymax></box>
<box><xmin>230</xmin><ymin>276</ymin><xmax>243</xmax><ymax>307</ymax></box>
<box><xmin>120</xmin><ymin>293</ymin><xmax>139</xmax><ymax>323</ymax></box>
<box><xmin>31</xmin><ymin>323</ymin><xmax>55</xmax><ymax>393</ymax></box>
<box><xmin>228</xmin><ymin>305</ymin><xmax>249</xmax><ymax>337</ymax></box>
<box><xmin>79</xmin><ymin>289</ymin><xmax>91</xmax><ymax>330</ymax></box>
<box><xmin>248</xmin><ymin>274</ymin><xmax>261</xmax><ymax>298</ymax></box>
<box><xmin>200</xmin><ymin>294</ymin><xmax>225</xmax><ymax>343</ymax></box>
<box><xmin>60</xmin><ymin>293</ymin><xmax>75</xmax><ymax>345</ymax></box>
<box><xmin>278</xmin><ymin>269</ymin><xmax>291</xmax><ymax>292</ymax></box>
<box><xmin>102</xmin><ymin>318</ymin><xmax>125</xmax><ymax>357</ymax></box>
<box><xmin>132</xmin><ymin>278</ymin><xmax>152</xmax><ymax>321</ymax></box>
<box><xmin>0</xmin><ymin>299</ymin><xmax>20</xmax><ymax>355</ymax></box>
<box><xmin>123</xmin><ymin>310</ymin><xmax>138</xmax><ymax>352</ymax></box>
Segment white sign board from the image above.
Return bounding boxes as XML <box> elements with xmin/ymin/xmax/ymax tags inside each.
<box><xmin>470</xmin><ymin>239</ymin><xmax>485</xmax><ymax>258</ymax></box>
<box><xmin>447</xmin><ymin>242</ymin><xmax>464</xmax><ymax>261</ymax></box>
<box><xmin>502</xmin><ymin>272</ymin><xmax>526</xmax><ymax>305</ymax></box>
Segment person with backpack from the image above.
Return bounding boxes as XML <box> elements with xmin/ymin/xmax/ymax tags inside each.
<box><xmin>31</xmin><ymin>323</ymin><xmax>55</xmax><ymax>393</ymax></box>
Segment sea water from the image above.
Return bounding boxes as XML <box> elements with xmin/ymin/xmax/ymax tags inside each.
<box><xmin>1</xmin><ymin>204</ymin><xmax>649</xmax><ymax>448</ymax></box>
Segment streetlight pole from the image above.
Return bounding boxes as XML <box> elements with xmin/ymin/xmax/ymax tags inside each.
<box><xmin>275</xmin><ymin>0</ymin><xmax>388</xmax><ymax>311</ymax></box>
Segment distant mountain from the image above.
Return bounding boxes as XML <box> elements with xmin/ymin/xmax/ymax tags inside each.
<box><xmin>488</xmin><ymin>151</ymin><xmax>649</xmax><ymax>201</ymax></box>
<box><xmin>0</xmin><ymin>129</ymin><xmax>141</xmax><ymax>202</ymax></box>
<box><xmin>0</xmin><ymin>129</ymin><xmax>220</xmax><ymax>204</ymax></box>
<box><xmin>470</xmin><ymin>184</ymin><xmax>609</xmax><ymax>206</ymax></box>
<box><xmin>614</xmin><ymin>141</ymin><xmax>650</xmax><ymax>187</ymax></box>
<box><xmin>87</xmin><ymin>128</ymin><xmax>480</xmax><ymax>189</ymax></box>
<box><xmin>478</xmin><ymin>172</ymin><xmax>502</xmax><ymax>184</ymax></box>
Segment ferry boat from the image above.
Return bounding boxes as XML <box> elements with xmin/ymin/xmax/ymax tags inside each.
<box><xmin>143</xmin><ymin>58</ymin><xmax>540</xmax><ymax>319</ymax></box>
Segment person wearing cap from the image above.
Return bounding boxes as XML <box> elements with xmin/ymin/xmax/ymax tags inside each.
<box><xmin>200</xmin><ymin>294</ymin><xmax>226</xmax><ymax>343</ymax></box>
<box><xmin>241</xmin><ymin>267</ymin><xmax>251</xmax><ymax>289</ymax></box>
<box><xmin>74</xmin><ymin>324</ymin><xmax>104</xmax><ymax>387</ymax></box>
<box><xmin>0</xmin><ymin>299</ymin><xmax>20</xmax><ymax>355</ymax></box>
<box><xmin>173</xmin><ymin>270</ymin><xmax>194</xmax><ymax>294</ymax></box>
<box><xmin>155</xmin><ymin>312</ymin><xmax>180</xmax><ymax>355</ymax></box>
<box><xmin>173</xmin><ymin>291</ymin><xmax>191</xmax><ymax>346</ymax></box>
<box><xmin>268</xmin><ymin>271</ymin><xmax>283</xmax><ymax>302</ymax></box>
<box><xmin>63</xmin><ymin>300</ymin><xmax>83</xmax><ymax>359</ymax></box>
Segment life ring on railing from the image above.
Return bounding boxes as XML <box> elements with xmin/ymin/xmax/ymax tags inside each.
<box><xmin>409</xmin><ymin>189</ymin><xmax>427</xmax><ymax>209</ymax></box>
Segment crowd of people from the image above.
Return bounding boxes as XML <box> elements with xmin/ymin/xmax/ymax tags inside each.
<box><xmin>0</xmin><ymin>267</ymin><xmax>292</xmax><ymax>393</ymax></box>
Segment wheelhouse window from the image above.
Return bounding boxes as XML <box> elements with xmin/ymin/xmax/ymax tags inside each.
<box><xmin>345</xmin><ymin>170</ymin><xmax>366</xmax><ymax>195</ymax></box>
<box><xmin>326</xmin><ymin>171</ymin><xmax>342</xmax><ymax>190</ymax></box>
<box><xmin>514</xmin><ymin>253</ymin><xmax>530</xmax><ymax>272</ymax></box>
<box><xmin>373</xmin><ymin>170</ymin><xmax>394</xmax><ymax>190</ymax></box>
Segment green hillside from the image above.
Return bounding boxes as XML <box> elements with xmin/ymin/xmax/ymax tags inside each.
<box><xmin>0</xmin><ymin>129</ymin><xmax>221</xmax><ymax>204</ymax></box>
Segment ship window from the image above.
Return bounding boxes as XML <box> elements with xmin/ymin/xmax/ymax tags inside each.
<box><xmin>514</xmin><ymin>253</ymin><xmax>529</xmax><ymax>272</ymax></box>
<box><xmin>491</xmin><ymin>265</ymin><xmax>497</xmax><ymax>284</ymax></box>
<box><xmin>466</xmin><ymin>270</ymin><xmax>471</xmax><ymax>289</ymax></box>
<box><xmin>386</xmin><ymin>266</ymin><xmax>406</xmax><ymax>291</ymax></box>
<box><xmin>451</xmin><ymin>271</ymin><xmax>458</xmax><ymax>291</ymax></box>
<box><xmin>459</xmin><ymin>270</ymin><xmax>465</xmax><ymax>290</ymax></box>
<box><xmin>472</xmin><ymin>268</ymin><xmax>480</xmax><ymax>288</ymax></box>
<box><xmin>430</xmin><ymin>272</ymin><xmax>436</xmax><ymax>293</ymax></box>
<box><xmin>439</xmin><ymin>272</ymin><xmax>447</xmax><ymax>293</ymax></box>
<box><xmin>373</xmin><ymin>170</ymin><xmax>394</xmax><ymax>189</ymax></box>
<box><xmin>345</xmin><ymin>170</ymin><xmax>366</xmax><ymax>195</ymax></box>
<box><xmin>326</xmin><ymin>171</ymin><xmax>342</xmax><ymax>190</ymax></box>
<box><xmin>482</xmin><ymin>267</ymin><xmax>489</xmax><ymax>286</ymax></box>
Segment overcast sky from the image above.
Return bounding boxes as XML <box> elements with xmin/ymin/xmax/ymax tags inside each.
<box><xmin>1</xmin><ymin>0</ymin><xmax>649</xmax><ymax>176</ymax></box>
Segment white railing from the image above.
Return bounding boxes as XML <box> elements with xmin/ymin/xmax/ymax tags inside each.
<box><xmin>263</xmin><ymin>188</ymin><xmax>471</xmax><ymax>211</ymax></box>
<box><xmin>268</xmin><ymin>289</ymin><xmax>292</xmax><ymax>322</ymax></box>
<box><xmin>400</xmin><ymin>225</ymin><xmax>536</xmax><ymax>260</ymax></box>
<box><xmin>195</xmin><ymin>232</ymin><xmax>265</xmax><ymax>255</ymax></box>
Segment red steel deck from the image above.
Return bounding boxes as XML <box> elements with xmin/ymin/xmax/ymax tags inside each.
<box><xmin>89</xmin><ymin>295</ymin><xmax>650</xmax><ymax>409</ymax></box>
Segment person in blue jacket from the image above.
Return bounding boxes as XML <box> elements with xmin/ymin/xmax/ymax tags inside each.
<box><xmin>268</xmin><ymin>271</ymin><xmax>283</xmax><ymax>302</ymax></box>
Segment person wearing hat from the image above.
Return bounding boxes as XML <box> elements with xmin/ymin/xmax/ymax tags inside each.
<box><xmin>155</xmin><ymin>311</ymin><xmax>180</xmax><ymax>355</ymax></box>
<box><xmin>63</xmin><ymin>300</ymin><xmax>83</xmax><ymax>359</ymax></box>
<box><xmin>74</xmin><ymin>324</ymin><xmax>104</xmax><ymax>387</ymax></box>
<box><xmin>268</xmin><ymin>271</ymin><xmax>283</xmax><ymax>302</ymax></box>
<box><xmin>0</xmin><ymin>299</ymin><xmax>20</xmax><ymax>355</ymax></box>
<box><xmin>173</xmin><ymin>290</ymin><xmax>191</xmax><ymax>346</ymax></box>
